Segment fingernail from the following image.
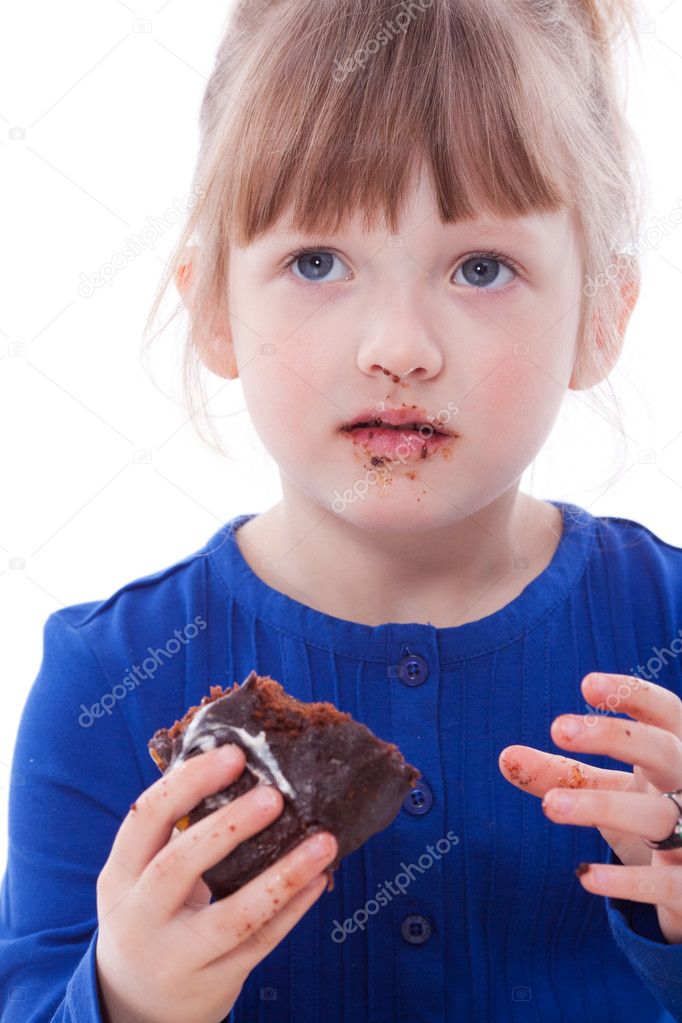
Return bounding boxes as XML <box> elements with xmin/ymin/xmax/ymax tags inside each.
<box><xmin>253</xmin><ymin>784</ymin><xmax>279</xmax><ymax>809</ymax></box>
<box><xmin>589</xmin><ymin>674</ymin><xmax>611</xmax><ymax>694</ymax></box>
<box><xmin>549</xmin><ymin>790</ymin><xmax>577</xmax><ymax>813</ymax></box>
<box><xmin>306</xmin><ymin>833</ymin><xmax>335</xmax><ymax>860</ymax></box>
<box><xmin>559</xmin><ymin>717</ymin><xmax>581</xmax><ymax>738</ymax></box>
<box><xmin>216</xmin><ymin>743</ymin><xmax>241</xmax><ymax>762</ymax></box>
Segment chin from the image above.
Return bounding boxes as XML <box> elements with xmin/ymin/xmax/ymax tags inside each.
<box><xmin>325</xmin><ymin>494</ymin><xmax>466</xmax><ymax>534</ymax></box>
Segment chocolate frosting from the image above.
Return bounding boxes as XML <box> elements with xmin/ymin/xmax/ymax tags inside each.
<box><xmin>148</xmin><ymin>670</ymin><xmax>421</xmax><ymax>900</ymax></box>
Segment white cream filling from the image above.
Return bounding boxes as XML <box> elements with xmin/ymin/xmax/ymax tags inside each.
<box><xmin>170</xmin><ymin>696</ymin><xmax>297</xmax><ymax>801</ymax></box>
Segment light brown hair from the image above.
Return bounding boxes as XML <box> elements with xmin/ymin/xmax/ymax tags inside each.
<box><xmin>143</xmin><ymin>0</ymin><xmax>648</xmax><ymax>460</ymax></box>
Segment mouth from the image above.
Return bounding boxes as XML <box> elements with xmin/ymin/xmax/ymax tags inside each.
<box><xmin>340</xmin><ymin>415</ymin><xmax>455</xmax><ymax>463</ymax></box>
<box><xmin>338</xmin><ymin>404</ymin><xmax>457</xmax><ymax>462</ymax></box>
<box><xmin>342</xmin><ymin>419</ymin><xmax>448</xmax><ymax>437</ymax></box>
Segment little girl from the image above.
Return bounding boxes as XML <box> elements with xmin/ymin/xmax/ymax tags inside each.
<box><xmin>3</xmin><ymin>0</ymin><xmax>682</xmax><ymax>1020</ymax></box>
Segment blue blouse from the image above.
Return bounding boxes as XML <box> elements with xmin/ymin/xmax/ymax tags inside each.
<box><xmin>2</xmin><ymin>500</ymin><xmax>682</xmax><ymax>1022</ymax></box>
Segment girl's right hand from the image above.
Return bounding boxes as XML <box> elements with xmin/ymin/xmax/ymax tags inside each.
<box><xmin>95</xmin><ymin>742</ymin><xmax>337</xmax><ymax>1023</ymax></box>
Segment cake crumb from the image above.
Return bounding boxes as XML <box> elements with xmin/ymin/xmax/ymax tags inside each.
<box><xmin>503</xmin><ymin>756</ymin><xmax>533</xmax><ymax>787</ymax></box>
<box><xmin>556</xmin><ymin>763</ymin><xmax>596</xmax><ymax>790</ymax></box>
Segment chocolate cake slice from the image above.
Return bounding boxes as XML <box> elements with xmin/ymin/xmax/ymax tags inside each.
<box><xmin>148</xmin><ymin>671</ymin><xmax>421</xmax><ymax>900</ymax></box>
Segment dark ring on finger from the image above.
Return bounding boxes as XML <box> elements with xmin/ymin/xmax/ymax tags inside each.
<box><xmin>643</xmin><ymin>789</ymin><xmax>682</xmax><ymax>850</ymax></box>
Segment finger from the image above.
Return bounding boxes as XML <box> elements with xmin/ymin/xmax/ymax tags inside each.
<box><xmin>167</xmin><ymin>823</ymin><xmax>213</xmax><ymax>910</ymax></box>
<box><xmin>576</xmin><ymin>861</ymin><xmax>682</xmax><ymax>916</ymax></box>
<box><xmin>140</xmin><ymin>782</ymin><xmax>285</xmax><ymax>918</ymax></box>
<box><xmin>185</xmin><ymin>875</ymin><xmax>213</xmax><ymax>910</ymax></box>
<box><xmin>550</xmin><ymin>713</ymin><xmax>682</xmax><ymax>792</ymax></box>
<box><xmin>581</xmin><ymin>673</ymin><xmax>682</xmax><ymax>737</ymax></box>
<box><xmin>204</xmin><ymin>871</ymin><xmax>329</xmax><ymax>985</ymax></box>
<box><xmin>108</xmin><ymin>744</ymin><xmax>247</xmax><ymax>880</ymax></box>
<box><xmin>188</xmin><ymin>830</ymin><xmax>338</xmax><ymax>968</ymax></box>
<box><xmin>542</xmin><ymin>787</ymin><xmax>682</xmax><ymax>846</ymax></box>
<box><xmin>498</xmin><ymin>744</ymin><xmax>631</xmax><ymax>799</ymax></box>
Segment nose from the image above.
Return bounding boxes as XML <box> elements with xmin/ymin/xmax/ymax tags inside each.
<box><xmin>357</xmin><ymin>296</ymin><xmax>443</xmax><ymax>382</ymax></box>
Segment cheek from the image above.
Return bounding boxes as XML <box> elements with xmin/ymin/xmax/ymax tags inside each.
<box><xmin>468</xmin><ymin>345</ymin><xmax>572</xmax><ymax>454</ymax></box>
<box><xmin>238</xmin><ymin>340</ymin><xmax>317</xmax><ymax>454</ymax></box>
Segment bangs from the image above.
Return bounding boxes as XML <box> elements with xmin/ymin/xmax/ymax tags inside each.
<box><xmin>211</xmin><ymin>0</ymin><xmax>581</xmax><ymax>245</ymax></box>
<box><xmin>143</xmin><ymin>0</ymin><xmax>644</xmax><ymax>459</ymax></box>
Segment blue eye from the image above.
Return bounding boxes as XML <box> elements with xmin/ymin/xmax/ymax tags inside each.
<box><xmin>454</xmin><ymin>254</ymin><xmax>516</xmax><ymax>290</ymax></box>
<box><xmin>282</xmin><ymin>247</ymin><xmax>520</xmax><ymax>289</ymax></box>
<box><xmin>285</xmin><ymin>249</ymin><xmax>351</xmax><ymax>283</ymax></box>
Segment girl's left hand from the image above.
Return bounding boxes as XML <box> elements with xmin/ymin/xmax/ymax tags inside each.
<box><xmin>498</xmin><ymin>672</ymin><xmax>682</xmax><ymax>944</ymax></box>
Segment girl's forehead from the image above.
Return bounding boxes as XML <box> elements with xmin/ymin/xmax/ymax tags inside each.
<box><xmin>247</xmin><ymin>204</ymin><xmax>575</xmax><ymax>249</ymax></box>
<box><xmin>248</xmin><ymin>160</ymin><xmax>577</xmax><ymax>248</ymax></box>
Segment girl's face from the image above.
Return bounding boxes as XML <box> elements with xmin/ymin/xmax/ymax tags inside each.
<box><xmin>225</xmin><ymin>166</ymin><xmax>584</xmax><ymax>531</ymax></box>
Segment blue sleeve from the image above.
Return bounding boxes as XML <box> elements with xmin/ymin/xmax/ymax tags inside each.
<box><xmin>0</xmin><ymin>611</ymin><xmax>145</xmax><ymax>1022</ymax></box>
<box><xmin>605</xmin><ymin>844</ymin><xmax>682</xmax><ymax>1022</ymax></box>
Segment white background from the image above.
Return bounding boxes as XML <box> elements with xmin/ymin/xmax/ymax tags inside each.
<box><xmin>1</xmin><ymin>0</ymin><xmax>681</xmax><ymax>871</ymax></box>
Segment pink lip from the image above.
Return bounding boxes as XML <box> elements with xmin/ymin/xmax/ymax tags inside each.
<box><xmin>342</xmin><ymin>424</ymin><xmax>452</xmax><ymax>462</ymax></box>
<box><xmin>341</xmin><ymin>404</ymin><xmax>452</xmax><ymax>435</ymax></box>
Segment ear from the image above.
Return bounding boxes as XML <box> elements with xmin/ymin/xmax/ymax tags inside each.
<box><xmin>569</xmin><ymin>256</ymin><xmax>640</xmax><ymax>391</ymax></box>
<box><xmin>175</xmin><ymin>244</ymin><xmax>239</xmax><ymax>381</ymax></box>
